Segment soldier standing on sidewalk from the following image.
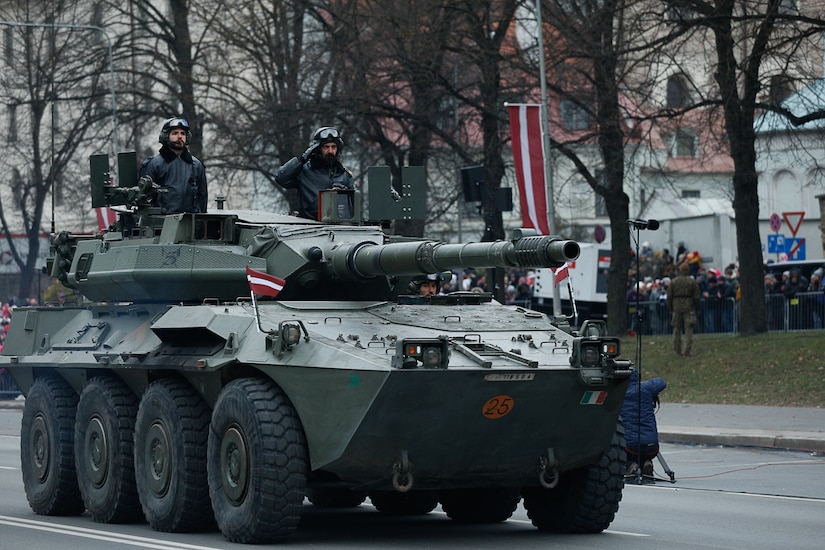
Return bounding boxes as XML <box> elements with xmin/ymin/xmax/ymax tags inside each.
<box><xmin>667</xmin><ymin>263</ymin><xmax>701</xmax><ymax>356</ymax></box>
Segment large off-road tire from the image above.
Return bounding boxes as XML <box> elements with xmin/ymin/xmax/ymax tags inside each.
<box><xmin>523</xmin><ymin>423</ymin><xmax>626</xmax><ymax>533</ymax></box>
<box><xmin>307</xmin><ymin>488</ymin><xmax>368</xmax><ymax>508</ymax></box>
<box><xmin>74</xmin><ymin>375</ymin><xmax>141</xmax><ymax>523</ymax></box>
<box><xmin>369</xmin><ymin>490</ymin><xmax>439</xmax><ymax>515</ymax></box>
<box><xmin>439</xmin><ymin>488</ymin><xmax>521</xmax><ymax>523</ymax></box>
<box><xmin>134</xmin><ymin>379</ymin><xmax>213</xmax><ymax>532</ymax></box>
<box><xmin>21</xmin><ymin>375</ymin><xmax>84</xmax><ymax>516</ymax></box>
<box><xmin>208</xmin><ymin>378</ymin><xmax>308</xmax><ymax>544</ymax></box>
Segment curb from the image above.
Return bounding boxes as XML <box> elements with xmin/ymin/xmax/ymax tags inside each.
<box><xmin>660</xmin><ymin>426</ymin><xmax>825</xmax><ymax>454</ymax></box>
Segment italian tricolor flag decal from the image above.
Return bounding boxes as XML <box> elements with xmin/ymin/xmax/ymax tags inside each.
<box><xmin>580</xmin><ymin>391</ymin><xmax>608</xmax><ymax>405</ymax></box>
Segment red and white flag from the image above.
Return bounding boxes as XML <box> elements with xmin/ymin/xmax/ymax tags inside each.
<box><xmin>507</xmin><ymin>103</ymin><xmax>550</xmax><ymax>235</ymax></box>
<box><xmin>96</xmin><ymin>207</ymin><xmax>117</xmax><ymax>232</ymax></box>
<box><xmin>553</xmin><ymin>262</ymin><xmax>570</xmax><ymax>286</ymax></box>
<box><xmin>246</xmin><ymin>265</ymin><xmax>286</xmax><ymax>297</ymax></box>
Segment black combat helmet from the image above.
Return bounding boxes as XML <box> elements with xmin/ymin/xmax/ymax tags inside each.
<box><xmin>158</xmin><ymin>117</ymin><xmax>192</xmax><ymax>147</ymax></box>
<box><xmin>407</xmin><ymin>272</ymin><xmax>443</xmax><ymax>294</ymax></box>
<box><xmin>310</xmin><ymin>126</ymin><xmax>344</xmax><ymax>151</ymax></box>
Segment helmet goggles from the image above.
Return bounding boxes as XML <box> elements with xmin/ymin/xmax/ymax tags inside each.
<box><xmin>166</xmin><ymin>117</ymin><xmax>190</xmax><ymax>130</ymax></box>
<box><xmin>316</xmin><ymin>127</ymin><xmax>339</xmax><ymax>140</ymax></box>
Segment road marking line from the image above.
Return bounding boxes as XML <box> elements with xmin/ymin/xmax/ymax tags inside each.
<box><xmin>0</xmin><ymin>515</ymin><xmax>224</xmax><ymax>550</ymax></box>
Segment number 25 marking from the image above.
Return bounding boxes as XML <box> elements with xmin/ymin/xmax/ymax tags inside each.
<box><xmin>483</xmin><ymin>395</ymin><xmax>514</xmax><ymax>419</ymax></box>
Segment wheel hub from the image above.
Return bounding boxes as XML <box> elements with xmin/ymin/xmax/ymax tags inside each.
<box><xmin>85</xmin><ymin>415</ymin><xmax>109</xmax><ymax>488</ymax></box>
<box><xmin>31</xmin><ymin>414</ymin><xmax>50</xmax><ymax>482</ymax></box>
<box><xmin>220</xmin><ymin>425</ymin><xmax>249</xmax><ymax>505</ymax></box>
<box><xmin>145</xmin><ymin>420</ymin><xmax>171</xmax><ymax>497</ymax></box>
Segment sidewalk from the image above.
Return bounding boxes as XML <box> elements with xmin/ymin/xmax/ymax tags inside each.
<box><xmin>657</xmin><ymin>403</ymin><xmax>825</xmax><ymax>453</ymax></box>
<box><xmin>2</xmin><ymin>397</ymin><xmax>824</xmax><ymax>453</ymax></box>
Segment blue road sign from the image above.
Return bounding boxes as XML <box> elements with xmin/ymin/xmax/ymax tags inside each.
<box><xmin>786</xmin><ymin>238</ymin><xmax>806</xmax><ymax>260</ymax></box>
<box><xmin>767</xmin><ymin>234</ymin><xmax>785</xmax><ymax>254</ymax></box>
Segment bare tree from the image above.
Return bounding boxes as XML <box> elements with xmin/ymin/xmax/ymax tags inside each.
<box><xmin>103</xmin><ymin>0</ymin><xmax>212</xmax><ymax>157</ymax></box>
<box><xmin>663</xmin><ymin>0</ymin><xmax>825</xmax><ymax>336</ymax></box>
<box><xmin>192</xmin><ymin>0</ymin><xmax>339</xmax><ymax>212</ymax></box>
<box><xmin>536</xmin><ymin>0</ymin><xmax>643</xmax><ymax>335</ymax></box>
<box><xmin>0</xmin><ymin>2</ymin><xmax>115</xmax><ymax>301</ymax></box>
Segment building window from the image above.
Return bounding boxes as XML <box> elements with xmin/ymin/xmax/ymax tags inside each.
<box><xmin>560</xmin><ymin>100</ymin><xmax>591</xmax><ymax>131</ymax></box>
<box><xmin>666</xmin><ymin>6</ymin><xmax>695</xmax><ymax>24</ymax></box>
<box><xmin>595</xmin><ymin>192</ymin><xmax>607</xmax><ymax>217</ymax></box>
<box><xmin>7</xmin><ymin>104</ymin><xmax>17</xmax><ymax>143</ymax></box>
<box><xmin>768</xmin><ymin>75</ymin><xmax>793</xmax><ymax>105</ymax></box>
<box><xmin>682</xmin><ymin>190</ymin><xmax>700</xmax><ymax>199</ymax></box>
<box><xmin>666</xmin><ymin>75</ymin><xmax>691</xmax><ymax>109</ymax></box>
<box><xmin>666</xmin><ymin>129</ymin><xmax>698</xmax><ymax>158</ymax></box>
<box><xmin>778</xmin><ymin>0</ymin><xmax>797</xmax><ymax>15</ymax></box>
<box><xmin>4</xmin><ymin>27</ymin><xmax>13</xmax><ymax>67</ymax></box>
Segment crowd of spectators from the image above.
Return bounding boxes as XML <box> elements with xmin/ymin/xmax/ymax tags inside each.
<box><xmin>0</xmin><ymin>303</ymin><xmax>9</xmax><ymax>352</ymax></box>
<box><xmin>438</xmin><ymin>267</ymin><xmax>536</xmax><ymax>308</ymax></box>
<box><xmin>435</xmin><ymin>239</ymin><xmax>824</xmax><ymax>334</ymax></box>
<box><xmin>764</xmin><ymin>265</ymin><xmax>825</xmax><ymax>330</ymax></box>
<box><xmin>627</xmin><ymin>241</ymin><xmax>825</xmax><ymax>334</ymax></box>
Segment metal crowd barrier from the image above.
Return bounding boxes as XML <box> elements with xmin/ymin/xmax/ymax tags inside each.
<box><xmin>624</xmin><ymin>292</ymin><xmax>825</xmax><ymax>335</ymax></box>
<box><xmin>0</xmin><ymin>368</ymin><xmax>21</xmax><ymax>400</ymax></box>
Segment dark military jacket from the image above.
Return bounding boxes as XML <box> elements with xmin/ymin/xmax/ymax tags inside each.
<box><xmin>140</xmin><ymin>146</ymin><xmax>208</xmax><ymax>213</ymax></box>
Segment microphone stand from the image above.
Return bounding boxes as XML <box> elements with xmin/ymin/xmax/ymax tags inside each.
<box><xmin>629</xmin><ymin>222</ymin><xmax>644</xmax><ymax>485</ymax></box>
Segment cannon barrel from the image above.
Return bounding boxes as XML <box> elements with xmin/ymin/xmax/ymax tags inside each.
<box><xmin>326</xmin><ymin>235</ymin><xmax>580</xmax><ymax>281</ymax></box>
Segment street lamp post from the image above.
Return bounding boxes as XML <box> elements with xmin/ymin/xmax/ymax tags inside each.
<box><xmin>533</xmin><ymin>0</ymin><xmax>562</xmax><ymax>317</ymax></box>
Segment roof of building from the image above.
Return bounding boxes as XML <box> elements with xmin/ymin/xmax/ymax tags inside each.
<box><xmin>755</xmin><ymin>78</ymin><xmax>825</xmax><ymax>133</ymax></box>
<box><xmin>643</xmin><ymin>188</ymin><xmax>735</xmax><ymax>220</ymax></box>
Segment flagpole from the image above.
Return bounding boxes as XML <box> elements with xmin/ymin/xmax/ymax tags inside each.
<box><xmin>535</xmin><ymin>0</ymin><xmax>561</xmax><ymax>318</ymax></box>
<box><xmin>567</xmin><ymin>277</ymin><xmax>578</xmax><ymax>326</ymax></box>
<box><xmin>251</xmin><ymin>291</ymin><xmax>263</xmax><ymax>332</ymax></box>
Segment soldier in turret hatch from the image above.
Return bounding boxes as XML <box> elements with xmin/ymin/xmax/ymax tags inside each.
<box><xmin>139</xmin><ymin>117</ymin><xmax>208</xmax><ymax>214</ymax></box>
<box><xmin>408</xmin><ymin>273</ymin><xmax>443</xmax><ymax>298</ymax></box>
<box><xmin>275</xmin><ymin>126</ymin><xmax>354</xmax><ymax>219</ymax></box>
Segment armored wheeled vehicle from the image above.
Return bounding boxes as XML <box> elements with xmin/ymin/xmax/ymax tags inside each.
<box><xmin>1</xmin><ymin>155</ymin><xmax>632</xmax><ymax>543</ymax></box>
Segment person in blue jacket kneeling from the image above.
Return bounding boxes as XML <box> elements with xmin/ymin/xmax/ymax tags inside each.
<box><xmin>622</xmin><ymin>369</ymin><xmax>667</xmax><ymax>477</ymax></box>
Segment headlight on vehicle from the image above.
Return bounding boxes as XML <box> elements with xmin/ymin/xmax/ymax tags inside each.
<box><xmin>571</xmin><ymin>337</ymin><xmax>621</xmax><ymax>368</ymax></box>
<box><xmin>394</xmin><ymin>338</ymin><xmax>450</xmax><ymax>369</ymax></box>
<box><xmin>581</xmin><ymin>343</ymin><xmax>600</xmax><ymax>367</ymax></box>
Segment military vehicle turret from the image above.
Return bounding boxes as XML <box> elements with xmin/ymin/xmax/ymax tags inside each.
<box><xmin>1</xmin><ymin>155</ymin><xmax>632</xmax><ymax>543</ymax></box>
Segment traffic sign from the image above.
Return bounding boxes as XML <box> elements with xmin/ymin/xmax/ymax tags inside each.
<box><xmin>769</xmin><ymin>213</ymin><xmax>781</xmax><ymax>233</ymax></box>
<box><xmin>594</xmin><ymin>224</ymin><xmax>606</xmax><ymax>243</ymax></box>
<box><xmin>782</xmin><ymin>211</ymin><xmax>805</xmax><ymax>237</ymax></box>
<box><xmin>767</xmin><ymin>234</ymin><xmax>785</xmax><ymax>254</ymax></box>
<box><xmin>787</xmin><ymin>238</ymin><xmax>806</xmax><ymax>260</ymax></box>
<box><xmin>768</xmin><ymin>234</ymin><xmax>806</xmax><ymax>259</ymax></box>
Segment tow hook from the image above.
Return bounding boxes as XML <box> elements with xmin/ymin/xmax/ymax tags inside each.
<box><xmin>539</xmin><ymin>448</ymin><xmax>559</xmax><ymax>488</ymax></box>
<box><xmin>392</xmin><ymin>450</ymin><xmax>414</xmax><ymax>492</ymax></box>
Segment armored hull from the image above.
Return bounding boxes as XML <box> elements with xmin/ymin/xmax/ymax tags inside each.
<box><xmin>3</xmin><ymin>189</ymin><xmax>631</xmax><ymax>542</ymax></box>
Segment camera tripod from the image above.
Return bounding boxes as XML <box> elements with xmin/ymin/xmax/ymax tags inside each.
<box><xmin>626</xmin><ymin>447</ymin><xmax>676</xmax><ymax>484</ymax></box>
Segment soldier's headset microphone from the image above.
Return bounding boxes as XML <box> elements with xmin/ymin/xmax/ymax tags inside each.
<box><xmin>627</xmin><ymin>217</ymin><xmax>659</xmax><ymax>484</ymax></box>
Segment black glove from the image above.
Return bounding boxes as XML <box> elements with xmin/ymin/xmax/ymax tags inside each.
<box><xmin>300</xmin><ymin>145</ymin><xmax>317</xmax><ymax>163</ymax></box>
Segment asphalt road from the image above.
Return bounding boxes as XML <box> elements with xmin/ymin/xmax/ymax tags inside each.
<box><xmin>1</xmin><ymin>408</ymin><xmax>823</xmax><ymax>549</ymax></box>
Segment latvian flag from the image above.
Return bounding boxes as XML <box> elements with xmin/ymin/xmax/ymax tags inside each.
<box><xmin>96</xmin><ymin>207</ymin><xmax>117</xmax><ymax>232</ymax></box>
<box><xmin>246</xmin><ymin>265</ymin><xmax>286</xmax><ymax>298</ymax></box>
<box><xmin>507</xmin><ymin>103</ymin><xmax>550</xmax><ymax>235</ymax></box>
